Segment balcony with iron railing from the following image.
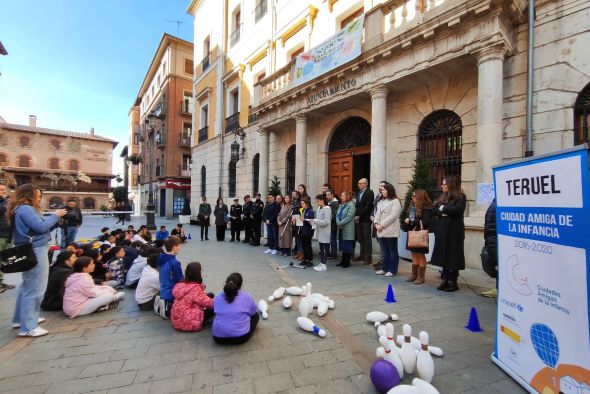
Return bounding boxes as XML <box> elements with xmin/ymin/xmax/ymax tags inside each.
<box><xmin>155</xmin><ymin>132</ymin><xmax>166</xmax><ymax>148</ymax></box>
<box><xmin>225</xmin><ymin>112</ymin><xmax>240</xmax><ymax>134</ymax></box>
<box><xmin>179</xmin><ymin>164</ymin><xmax>190</xmax><ymax>177</ymax></box>
<box><xmin>156</xmin><ymin>165</ymin><xmax>165</xmax><ymax>178</ymax></box>
<box><xmin>154</xmin><ymin>102</ymin><xmax>166</xmax><ymax>119</ymax></box>
<box><xmin>179</xmin><ymin>133</ymin><xmax>190</xmax><ymax>147</ymax></box>
<box><xmin>255</xmin><ymin>1</ymin><xmax>267</xmax><ymax>23</ymax></box>
<box><xmin>180</xmin><ymin>100</ymin><xmax>191</xmax><ymax>115</ymax></box>
<box><xmin>198</xmin><ymin>126</ymin><xmax>208</xmax><ymax>144</ymax></box>
<box><xmin>200</xmin><ymin>53</ymin><xmax>210</xmax><ymax>73</ymax></box>
<box><xmin>230</xmin><ymin>24</ymin><xmax>241</xmax><ymax>47</ymax></box>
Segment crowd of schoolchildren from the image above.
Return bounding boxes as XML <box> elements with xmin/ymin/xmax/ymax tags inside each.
<box><xmin>40</xmin><ymin>222</ymin><xmax>258</xmax><ymax>343</ymax></box>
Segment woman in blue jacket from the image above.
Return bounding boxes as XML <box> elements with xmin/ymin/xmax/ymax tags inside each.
<box><xmin>9</xmin><ymin>184</ymin><xmax>66</xmax><ymax>337</ymax></box>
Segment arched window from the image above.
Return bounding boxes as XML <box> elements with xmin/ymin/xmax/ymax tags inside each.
<box><xmin>19</xmin><ymin>136</ymin><xmax>30</xmax><ymax>148</ymax></box>
<box><xmin>18</xmin><ymin>155</ymin><xmax>30</xmax><ymax>167</ymax></box>
<box><xmin>285</xmin><ymin>145</ymin><xmax>296</xmax><ymax>193</ymax></box>
<box><xmin>69</xmin><ymin>159</ymin><xmax>79</xmax><ymax>171</ymax></box>
<box><xmin>252</xmin><ymin>153</ymin><xmax>259</xmax><ymax>194</ymax></box>
<box><xmin>228</xmin><ymin>160</ymin><xmax>237</xmax><ymax>197</ymax></box>
<box><xmin>48</xmin><ymin>197</ymin><xmax>64</xmax><ymax>209</ymax></box>
<box><xmin>418</xmin><ymin>109</ymin><xmax>462</xmax><ymax>191</ymax></box>
<box><xmin>50</xmin><ymin>140</ymin><xmax>61</xmax><ymax>150</ymax></box>
<box><xmin>83</xmin><ymin>197</ymin><xmax>95</xmax><ymax>209</ymax></box>
<box><xmin>574</xmin><ymin>82</ymin><xmax>590</xmax><ymax>145</ymax></box>
<box><xmin>49</xmin><ymin>158</ymin><xmax>60</xmax><ymax>169</ymax></box>
<box><xmin>201</xmin><ymin>165</ymin><xmax>206</xmax><ymax>197</ymax></box>
<box><xmin>0</xmin><ymin>153</ymin><xmax>7</xmax><ymax>166</ymax></box>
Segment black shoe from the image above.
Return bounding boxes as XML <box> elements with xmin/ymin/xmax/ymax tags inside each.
<box><xmin>304</xmin><ymin>261</ymin><xmax>314</xmax><ymax>268</ymax></box>
<box><xmin>230</xmin><ymin>239</ymin><xmax>234</xmax><ymax>242</ymax></box>
<box><xmin>251</xmin><ymin>243</ymin><xmax>260</xmax><ymax>246</ymax></box>
<box><xmin>236</xmin><ymin>238</ymin><xmax>240</xmax><ymax>241</ymax></box>
<box><xmin>341</xmin><ymin>262</ymin><xmax>351</xmax><ymax>268</ymax></box>
<box><xmin>298</xmin><ymin>261</ymin><xmax>307</xmax><ymax>266</ymax></box>
<box><xmin>444</xmin><ymin>281</ymin><xmax>459</xmax><ymax>292</ymax></box>
<box><xmin>242</xmin><ymin>239</ymin><xmax>250</xmax><ymax>243</ymax></box>
<box><xmin>437</xmin><ymin>281</ymin><xmax>449</xmax><ymax>291</ymax></box>
<box><xmin>336</xmin><ymin>260</ymin><xmax>344</xmax><ymax>266</ymax></box>
<box><xmin>205</xmin><ymin>237</ymin><xmax>210</xmax><ymax>240</ymax></box>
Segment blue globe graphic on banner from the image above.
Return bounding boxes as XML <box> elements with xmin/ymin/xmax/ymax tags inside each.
<box><xmin>530</xmin><ymin>323</ymin><xmax>560</xmax><ymax>368</ymax></box>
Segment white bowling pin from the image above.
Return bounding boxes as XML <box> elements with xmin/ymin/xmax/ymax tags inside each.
<box><xmin>285</xmin><ymin>287</ymin><xmax>302</xmax><ymax>296</ymax></box>
<box><xmin>412</xmin><ymin>378</ymin><xmax>440</xmax><ymax>394</ymax></box>
<box><xmin>399</xmin><ymin>324</ymin><xmax>417</xmax><ymax>374</ymax></box>
<box><xmin>296</xmin><ymin>317</ymin><xmax>326</xmax><ymax>337</ymax></box>
<box><xmin>386</xmin><ymin>385</ymin><xmax>420</xmax><ymax>394</ymax></box>
<box><xmin>416</xmin><ymin>331</ymin><xmax>435</xmax><ymax>383</ymax></box>
<box><xmin>257</xmin><ymin>299</ymin><xmax>269</xmax><ymax>320</ymax></box>
<box><xmin>298</xmin><ymin>286</ymin><xmax>311</xmax><ymax>317</ymax></box>
<box><xmin>317</xmin><ymin>301</ymin><xmax>328</xmax><ymax>316</ymax></box>
<box><xmin>379</xmin><ymin>336</ymin><xmax>404</xmax><ymax>379</ymax></box>
<box><xmin>268</xmin><ymin>295</ymin><xmax>275</xmax><ymax>302</ymax></box>
<box><xmin>273</xmin><ymin>287</ymin><xmax>286</xmax><ymax>300</ymax></box>
<box><xmin>396</xmin><ymin>335</ymin><xmax>444</xmax><ymax>357</ymax></box>
<box><xmin>326</xmin><ymin>297</ymin><xmax>335</xmax><ymax>309</ymax></box>
<box><xmin>377</xmin><ymin>324</ymin><xmax>387</xmax><ymax>338</ymax></box>
<box><xmin>306</xmin><ymin>282</ymin><xmax>312</xmax><ymax>296</ymax></box>
<box><xmin>385</xmin><ymin>323</ymin><xmax>400</xmax><ymax>357</ymax></box>
<box><xmin>366</xmin><ymin>311</ymin><xmax>399</xmax><ymax>324</ymax></box>
<box><xmin>376</xmin><ymin>346</ymin><xmax>385</xmax><ymax>358</ymax></box>
<box><xmin>282</xmin><ymin>296</ymin><xmax>292</xmax><ymax>309</ymax></box>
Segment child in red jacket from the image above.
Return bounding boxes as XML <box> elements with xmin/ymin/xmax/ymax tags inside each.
<box><xmin>171</xmin><ymin>262</ymin><xmax>214</xmax><ymax>332</ymax></box>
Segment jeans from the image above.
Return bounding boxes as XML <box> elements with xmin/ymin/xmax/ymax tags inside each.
<box><xmin>61</xmin><ymin>226</ymin><xmax>79</xmax><ymax>248</ymax></box>
<box><xmin>319</xmin><ymin>243</ymin><xmax>330</xmax><ymax>264</ymax></box>
<box><xmin>329</xmin><ymin>227</ymin><xmax>338</xmax><ymax>257</ymax></box>
<box><xmin>266</xmin><ymin>224</ymin><xmax>278</xmax><ymax>250</ymax></box>
<box><xmin>12</xmin><ymin>245</ymin><xmax>49</xmax><ymax>332</ymax></box>
<box><xmin>378</xmin><ymin>237</ymin><xmax>399</xmax><ymax>274</ymax></box>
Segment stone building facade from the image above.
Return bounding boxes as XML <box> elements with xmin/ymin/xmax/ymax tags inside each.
<box><xmin>188</xmin><ymin>0</ymin><xmax>590</xmax><ymax>268</ymax></box>
<box><xmin>0</xmin><ymin>115</ymin><xmax>117</xmax><ymax>210</ymax></box>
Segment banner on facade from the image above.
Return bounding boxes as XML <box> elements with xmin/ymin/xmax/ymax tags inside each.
<box><xmin>165</xmin><ymin>179</ymin><xmax>191</xmax><ymax>190</ymax></box>
<box><xmin>293</xmin><ymin>15</ymin><xmax>364</xmax><ymax>87</ymax></box>
<box><xmin>492</xmin><ymin>146</ymin><xmax>590</xmax><ymax>393</ymax></box>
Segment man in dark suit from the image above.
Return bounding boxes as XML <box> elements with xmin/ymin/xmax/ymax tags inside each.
<box><xmin>250</xmin><ymin>193</ymin><xmax>264</xmax><ymax>246</ymax></box>
<box><xmin>354</xmin><ymin>178</ymin><xmax>374</xmax><ymax>264</ymax></box>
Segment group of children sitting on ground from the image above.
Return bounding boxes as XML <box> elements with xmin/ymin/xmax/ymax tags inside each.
<box><xmin>40</xmin><ymin>224</ymin><xmax>258</xmax><ymax>345</ymax></box>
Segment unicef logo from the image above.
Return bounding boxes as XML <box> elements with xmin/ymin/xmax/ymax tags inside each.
<box><xmin>501</xmin><ymin>298</ymin><xmax>524</xmax><ymax>313</ymax></box>
<box><xmin>517</xmin><ymin>304</ymin><xmax>524</xmax><ymax>312</ymax></box>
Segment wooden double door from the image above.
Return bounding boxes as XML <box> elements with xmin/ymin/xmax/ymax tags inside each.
<box><xmin>328</xmin><ymin>146</ymin><xmax>371</xmax><ymax>197</ymax></box>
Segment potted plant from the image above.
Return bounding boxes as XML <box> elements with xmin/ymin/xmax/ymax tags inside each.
<box><xmin>126</xmin><ymin>154</ymin><xmax>143</xmax><ymax>165</ymax></box>
<box><xmin>179</xmin><ymin>197</ymin><xmax>192</xmax><ymax>224</ymax></box>
<box><xmin>398</xmin><ymin>157</ymin><xmax>437</xmax><ymax>260</ymax></box>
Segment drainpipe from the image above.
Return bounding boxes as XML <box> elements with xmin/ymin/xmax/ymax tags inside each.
<box><xmin>525</xmin><ymin>0</ymin><xmax>535</xmax><ymax>157</ymax></box>
<box><xmin>217</xmin><ymin>0</ymin><xmax>227</xmax><ymax>197</ymax></box>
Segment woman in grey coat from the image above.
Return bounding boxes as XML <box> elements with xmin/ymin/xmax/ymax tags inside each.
<box><xmin>312</xmin><ymin>194</ymin><xmax>333</xmax><ymax>272</ymax></box>
<box><xmin>335</xmin><ymin>191</ymin><xmax>356</xmax><ymax>268</ymax></box>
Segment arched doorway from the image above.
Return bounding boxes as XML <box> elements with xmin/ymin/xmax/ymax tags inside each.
<box><xmin>327</xmin><ymin>117</ymin><xmax>371</xmax><ymax>196</ymax></box>
<box><xmin>574</xmin><ymin>82</ymin><xmax>590</xmax><ymax>145</ymax></box>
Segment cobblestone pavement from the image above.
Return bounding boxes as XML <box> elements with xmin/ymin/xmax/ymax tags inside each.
<box><xmin>0</xmin><ymin>216</ymin><xmax>525</xmax><ymax>393</ymax></box>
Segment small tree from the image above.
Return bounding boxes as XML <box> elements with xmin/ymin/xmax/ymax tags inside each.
<box><xmin>268</xmin><ymin>175</ymin><xmax>282</xmax><ymax>196</ymax></box>
<box><xmin>401</xmin><ymin>157</ymin><xmax>437</xmax><ymax>221</ymax></box>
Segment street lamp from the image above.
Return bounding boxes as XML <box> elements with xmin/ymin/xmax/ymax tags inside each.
<box><xmin>145</xmin><ymin>113</ymin><xmax>157</xmax><ymax>230</ymax></box>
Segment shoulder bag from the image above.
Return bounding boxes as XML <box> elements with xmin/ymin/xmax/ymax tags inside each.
<box><xmin>0</xmin><ymin>210</ymin><xmax>38</xmax><ymax>273</ymax></box>
<box><xmin>407</xmin><ymin>220</ymin><xmax>429</xmax><ymax>249</ymax></box>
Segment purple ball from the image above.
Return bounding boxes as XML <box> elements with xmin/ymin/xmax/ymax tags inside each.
<box><xmin>370</xmin><ymin>360</ymin><xmax>401</xmax><ymax>393</ymax></box>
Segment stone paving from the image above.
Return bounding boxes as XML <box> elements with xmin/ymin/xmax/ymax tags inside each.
<box><xmin>0</xmin><ymin>216</ymin><xmax>526</xmax><ymax>393</ymax></box>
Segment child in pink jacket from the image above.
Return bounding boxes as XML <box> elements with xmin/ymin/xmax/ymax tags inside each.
<box><xmin>171</xmin><ymin>262</ymin><xmax>214</xmax><ymax>332</ymax></box>
<box><xmin>63</xmin><ymin>256</ymin><xmax>125</xmax><ymax>318</ymax></box>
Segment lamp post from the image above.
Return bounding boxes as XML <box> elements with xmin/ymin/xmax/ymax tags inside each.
<box><xmin>145</xmin><ymin>113</ymin><xmax>157</xmax><ymax>230</ymax></box>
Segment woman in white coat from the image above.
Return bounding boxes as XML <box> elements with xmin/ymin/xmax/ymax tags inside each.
<box><xmin>373</xmin><ymin>183</ymin><xmax>402</xmax><ymax>277</ymax></box>
<box><xmin>312</xmin><ymin>194</ymin><xmax>333</xmax><ymax>272</ymax></box>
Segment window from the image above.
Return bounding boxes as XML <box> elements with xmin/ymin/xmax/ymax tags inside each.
<box><xmin>418</xmin><ymin>109</ymin><xmax>463</xmax><ymax>192</ymax></box>
<box><xmin>19</xmin><ymin>136</ymin><xmax>30</xmax><ymax>148</ymax></box>
<box><xmin>0</xmin><ymin>153</ymin><xmax>7</xmax><ymax>166</ymax></box>
<box><xmin>182</xmin><ymin>154</ymin><xmax>191</xmax><ymax>171</ymax></box>
<box><xmin>228</xmin><ymin>160</ymin><xmax>237</xmax><ymax>197</ymax></box>
<box><xmin>230</xmin><ymin>88</ymin><xmax>239</xmax><ymax>115</ymax></box>
<box><xmin>201</xmin><ymin>166</ymin><xmax>206</xmax><ymax>197</ymax></box>
<box><xmin>69</xmin><ymin>159</ymin><xmax>79</xmax><ymax>171</ymax></box>
<box><xmin>255</xmin><ymin>0</ymin><xmax>267</xmax><ymax>23</ymax></box>
<box><xmin>83</xmin><ymin>197</ymin><xmax>96</xmax><ymax>209</ymax></box>
<box><xmin>340</xmin><ymin>7</ymin><xmax>364</xmax><ymax>30</ymax></box>
<box><xmin>15</xmin><ymin>175</ymin><xmax>31</xmax><ymax>185</ymax></box>
<box><xmin>134</xmin><ymin>132</ymin><xmax>139</xmax><ymax>146</ymax></box>
<box><xmin>184</xmin><ymin>59</ymin><xmax>194</xmax><ymax>75</ymax></box>
<box><xmin>285</xmin><ymin>145</ymin><xmax>296</xmax><ymax>193</ymax></box>
<box><xmin>49</xmin><ymin>197</ymin><xmax>64</xmax><ymax>209</ymax></box>
<box><xmin>50</xmin><ymin>140</ymin><xmax>60</xmax><ymax>150</ymax></box>
<box><xmin>49</xmin><ymin>158</ymin><xmax>60</xmax><ymax>170</ymax></box>
<box><xmin>162</xmin><ymin>61</ymin><xmax>167</xmax><ymax>75</ymax></box>
<box><xmin>290</xmin><ymin>46</ymin><xmax>305</xmax><ymax>60</ymax></box>
<box><xmin>230</xmin><ymin>7</ymin><xmax>242</xmax><ymax>47</ymax></box>
<box><xmin>18</xmin><ymin>155</ymin><xmax>30</xmax><ymax>167</ymax></box>
<box><xmin>252</xmin><ymin>153</ymin><xmax>260</xmax><ymax>194</ymax></box>
<box><xmin>201</xmin><ymin>37</ymin><xmax>211</xmax><ymax>72</ymax></box>
<box><xmin>200</xmin><ymin>104</ymin><xmax>209</xmax><ymax>128</ymax></box>
<box><xmin>574</xmin><ymin>82</ymin><xmax>590</xmax><ymax>145</ymax></box>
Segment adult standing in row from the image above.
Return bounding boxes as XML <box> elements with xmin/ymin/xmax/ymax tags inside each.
<box><xmin>326</xmin><ymin>190</ymin><xmax>339</xmax><ymax>261</ymax></box>
<box><xmin>214</xmin><ymin>198</ymin><xmax>228</xmax><ymax>242</ymax></box>
<box><xmin>198</xmin><ymin>197</ymin><xmax>211</xmax><ymax>241</ymax></box>
<box><xmin>0</xmin><ymin>183</ymin><xmax>15</xmax><ymax>293</ymax></box>
<box><xmin>277</xmin><ymin>194</ymin><xmax>293</xmax><ymax>256</ymax></box>
<box><xmin>373</xmin><ymin>183</ymin><xmax>402</xmax><ymax>277</ymax></box>
<box><xmin>336</xmin><ymin>191</ymin><xmax>356</xmax><ymax>268</ymax></box>
<box><xmin>290</xmin><ymin>191</ymin><xmax>303</xmax><ymax>259</ymax></box>
<box><xmin>299</xmin><ymin>198</ymin><xmax>315</xmax><ymax>267</ymax></box>
<box><xmin>370</xmin><ymin>181</ymin><xmax>386</xmax><ymax>271</ymax></box>
<box><xmin>431</xmin><ymin>176</ymin><xmax>466</xmax><ymax>292</ymax></box>
<box><xmin>10</xmin><ymin>184</ymin><xmax>66</xmax><ymax>337</ymax></box>
<box><xmin>250</xmin><ymin>193</ymin><xmax>264</xmax><ymax>246</ymax></box>
<box><xmin>355</xmin><ymin>178</ymin><xmax>374</xmax><ymax>265</ymax></box>
<box><xmin>229</xmin><ymin>198</ymin><xmax>242</xmax><ymax>242</ymax></box>
<box><xmin>60</xmin><ymin>198</ymin><xmax>82</xmax><ymax>248</ymax></box>
<box><xmin>263</xmin><ymin>194</ymin><xmax>279</xmax><ymax>254</ymax></box>
<box><xmin>404</xmin><ymin>189</ymin><xmax>433</xmax><ymax>284</ymax></box>
<box><xmin>241</xmin><ymin>195</ymin><xmax>252</xmax><ymax>244</ymax></box>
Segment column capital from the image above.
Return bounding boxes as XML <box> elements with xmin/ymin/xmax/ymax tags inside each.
<box><xmin>257</xmin><ymin>127</ymin><xmax>270</xmax><ymax>136</ymax></box>
<box><xmin>295</xmin><ymin>114</ymin><xmax>307</xmax><ymax>124</ymax></box>
<box><xmin>370</xmin><ymin>85</ymin><xmax>388</xmax><ymax>100</ymax></box>
<box><xmin>477</xmin><ymin>45</ymin><xmax>507</xmax><ymax>66</ymax></box>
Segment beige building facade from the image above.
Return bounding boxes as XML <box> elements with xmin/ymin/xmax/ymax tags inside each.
<box><xmin>0</xmin><ymin>115</ymin><xmax>117</xmax><ymax>210</ymax></box>
<box><xmin>189</xmin><ymin>0</ymin><xmax>590</xmax><ymax>268</ymax></box>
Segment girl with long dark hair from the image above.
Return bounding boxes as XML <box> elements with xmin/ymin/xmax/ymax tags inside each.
<box><xmin>404</xmin><ymin>189</ymin><xmax>433</xmax><ymax>284</ymax></box>
<box><xmin>170</xmin><ymin>262</ymin><xmax>214</xmax><ymax>331</ymax></box>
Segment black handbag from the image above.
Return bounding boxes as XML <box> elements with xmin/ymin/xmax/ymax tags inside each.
<box><xmin>0</xmin><ymin>242</ymin><xmax>38</xmax><ymax>273</ymax></box>
<box><xmin>480</xmin><ymin>246</ymin><xmax>497</xmax><ymax>279</ymax></box>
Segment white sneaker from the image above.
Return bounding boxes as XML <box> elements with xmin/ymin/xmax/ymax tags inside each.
<box><xmin>270</xmin><ymin>250</ymin><xmax>278</xmax><ymax>255</ymax></box>
<box><xmin>264</xmin><ymin>249</ymin><xmax>272</xmax><ymax>254</ymax></box>
<box><xmin>158</xmin><ymin>298</ymin><xmax>167</xmax><ymax>319</ymax></box>
<box><xmin>114</xmin><ymin>292</ymin><xmax>126</xmax><ymax>301</ymax></box>
<box><xmin>153</xmin><ymin>295</ymin><xmax>161</xmax><ymax>315</ymax></box>
<box><xmin>384</xmin><ymin>272</ymin><xmax>393</xmax><ymax>277</ymax></box>
<box><xmin>313</xmin><ymin>264</ymin><xmax>327</xmax><ymax>272</ymax></box>
<box><xmin>375</xmin><ymin>270</ymin><xmax>386</xmax><ymax>275</ymax></box>
<box><xmin>18</xmin><ymin>327</ymin><xmax>48</xmax><ymax>337</ymax></box>
<box><xmin>12</xmin><ymin>317</ymin><xmax>46</xmax><ymax>329</ymax></box>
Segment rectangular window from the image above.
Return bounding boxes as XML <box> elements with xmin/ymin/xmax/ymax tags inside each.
<box><xmin>133</xmin><ymin>133</ymin><xmax>139</xmax><ymax>145</ymax></box>
<box><xmin>184</xmin><ymin>59</ymin><xmax>194</xmax><ymax>75</ymax></box>
<box><xmin>200</xmin><ymin>105</ymin><xmax>209</xmax><ymax>128</ymax></box>
<box><xmin>231</xmin><ymin>89</ymin><xmax>239</xmax><ymax>114</ymax></box>
<box><xmin>340</xmin><ymin>8</ymin><xmax>364</xmax><ymax>30</ymax></box>
<box><xmin>290</xmin><ymin>47</ymin><xmax>304</xmax><ymax>60</ymax></box>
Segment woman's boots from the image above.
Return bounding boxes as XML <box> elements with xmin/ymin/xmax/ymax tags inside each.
<box><xmin>437</xmin><ymin>269</ymin><xmax>459</xmax><ymax>291</ymax></box>
<box><xmin>406</xmin><ymin>265</ymin><xmax>418</xmax><ymax>282</ymax></box>
<box><xmin>341</xmin><ymin>253</ymin><xmax>351</xmax><ymax>268</ymax></box>
<box><xmin>414</xmin><ymin>267</ymin><xmax>426</xmax><ymax>285</ymax></box>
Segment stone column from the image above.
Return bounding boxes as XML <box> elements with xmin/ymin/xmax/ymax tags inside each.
<box><xmin>295</xmin><ymin>115</ymin><xmax>307</xmax><ymax>187</ymax></box>
<box><xmin>258</xmin><ymin>128</ymin><xmax>269</xmax><ymax>194</ymax></box>
<box><xmin>370</xmin><ymin>86</ymin><xmax>388</xmax><ymax>192</ymax></box>
<box><xmin>476</xmin><ymin>47</ymin><xmax>506</xmax><ymax>196</ymax></box>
